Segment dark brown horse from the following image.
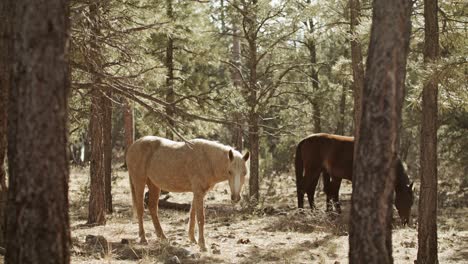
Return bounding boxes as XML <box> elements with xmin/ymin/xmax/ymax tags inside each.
<box><xmin>295</xmin><ymin>133</ymin><xmax>414</xmax><ymax>224</ymax></box>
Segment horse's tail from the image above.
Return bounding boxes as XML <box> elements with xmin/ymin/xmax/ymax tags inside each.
<box><xmin>295</xmin><ymin>140</ymin><xmax>304</xmax><ymax>207</ymax></box>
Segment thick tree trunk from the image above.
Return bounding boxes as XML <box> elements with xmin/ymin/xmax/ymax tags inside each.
<box><xmin>5</xmin><ymin>0</ymin><xmax>71</xmax><ymax>262</ymax></box>
<box><xmin>306</xmin><ymin>14</ymin><xmax>321</xmax><ymax>133</ymax></box>
<box><xmin>87</xmin><ymin>1</ymin><xmax>106</xmax><ymax>225</ymax></box>
<box><xmin>0</xmin><ymin>0</ymin><xmax>13</xmax><ymax>246</ymax></box>
<box><xmin>349</xmin><ymin>0</ymin><xmax>412</xmax><ymax>263</ymax></box>
<box><xmin>165</xmin><ymin>0</ymin><xmax>175</xmax><ymax>139</ymax></box>
<box><xmin>248</xmin><ymin>112</ymin><xmax>259</xmax><ymax>201</ymax></box>
<box><xmin>245</xmin><ymin>0</ymin><xmax>260</xmax><ymax>200</ymax></box>
<box><xmin>103</xmin><ymin>90</ymin><xmax>113</xmax><ymax>214</ymax></box>
<box><xmin>231</xmin><ymin>21</ymin><xmax>244</xmax><ymax>151</ymax></box>
<box><xmin>123</xmin><ymin>98</ymin><xmax>134</xmax><ymax>154</ymax></box>
<box><xmin>417</xmin><ymin>0</ymin><xmax>439</xmax><ymax>263</ymax></box>
<box><xmin>336</xmin><ymin>84</ymin><xmax>347</xmax><ymax>135</ymax></box>
<box><xmin>349</xmin><ymin>0</ymin><xmax>365</xmax><ymax>140</ymax></box>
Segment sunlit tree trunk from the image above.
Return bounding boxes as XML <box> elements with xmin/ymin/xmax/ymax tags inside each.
<box><xmin>349</xmin><ymin>0</ymin><xmax>412</xmax><ymax>262</ymax></box>
<box><xmin>304</xmin><ymin>4</ymin><xmax>321</xmax><ymax>133</ymax></box>
<box><xmin>231</xmin><ymin>12</ymin><xmax>243</xmax><ymax>151</ymax></box>
<box><xmin>5</xmin><ymin>0</ymin><xmax>71</xmax><ymax>261</ymax></box>
<box><xmin>417</xmin><ymin>0</ymin><xmax>439</xmax><ymax>263</ymax></box>
<box><xmin>103</xmin><ymin>89</ymin><xmax>113</xmax><ymax>213</ymax></box>
<box><xmin>165</xmin><ymin>0</ymin><xmax>175</xmax><ymax>139</ymax></box>
<box><xmin>349</xmin><ymin>0</ymin><xmax>365</xmax><ymax>140</ymax></box>
<box><xmin>123</xmin><ymin>98</ymin><xmax>134</xmax><ymax>157</ymax></box>
<box><xmin>88</xmin><ymin>1</ymin><xmax>106</xmax><ymax>225</ymax></box>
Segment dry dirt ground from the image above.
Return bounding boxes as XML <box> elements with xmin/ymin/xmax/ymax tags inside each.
<box><xmin>68</xmin><ymin>167</ymin><xmax>467</xmax><ymax>264</ymax></box>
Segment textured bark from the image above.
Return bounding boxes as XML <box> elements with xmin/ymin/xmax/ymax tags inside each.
<box><xmin>87</xmin><ymin>1</ymin><xmax>106</xmax><ymax>225</ymax></box>
<box><xmin>349</xmin><ymin>0</ymin><xmax>365</xmax><ymax>139</ymax></box>
<box><xmin>305</xmin><ymin>12</ymin><xmax>321</xmax><ymax>133</ymax></box>
<box><xmin>231</xmin><ymin>18</ymin><xmax>244</xmax><ymax>151</ymax></box>
<box><xmin>245</xmin><ymin>0</ymin><xmax>260</xmax><ymax>200</ymax></box>
<box><xmin>103</xmin><ymin>90</ymin><xmax>113</xmax><ymax>214</ymax></box>
<box><xmin>165</xmin><ymin>0</ymin><xmax>175</xmax><ymax>140</ymax></box>
<box><xmin>349</xmin><ymin>0</ymin><xmax>412</xmax><ymax>263</ymax></box>
<box><xmin>0</xmin><ymin>0</ymin><xmax>13</xmax><ymax>246</ymax></box>
<box><xmin>336</xmin><ymin>84</ymin><xmax>347</xmax><ymax>135</ymax></box>
<box><xmin>417</xmin><ymin>0</ymin><xmax>439</xmax><ymax>263</ymax></box>
<box><xmin>123</xmin><ymin>98</ymin><xmax>134</xmax><ymax>154</ymax></box>
<box><xmin>5</xmin><ymin>0</ymin><xmax>71</xmax><ymax>262</ymax></box>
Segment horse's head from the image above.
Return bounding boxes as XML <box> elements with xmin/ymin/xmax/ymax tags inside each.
<box><xmin>395</xmin><ymin>182</ymin><xmax>414</xmax><ymax>225</ymax></box>
<box><xmin>226</xmin><ymin>149</ymin><xmax>249</xmax><ymax>203</ymax></box>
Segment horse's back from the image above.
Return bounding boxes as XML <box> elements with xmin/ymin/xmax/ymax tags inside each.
<box><xmin>298</xmin><ymin>133</ymin><xmax>354</xmax><ymax>180</ymax></box>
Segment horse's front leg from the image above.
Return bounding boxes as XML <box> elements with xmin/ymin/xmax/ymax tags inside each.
<box><xmin>188</xmin><ymin>197</ymin><xmax>197</xmax><ymax>243</ymax></box>
<box><xmin>194</xmin><ymin>193</ymin><xmax>207</xmax><ymax>251</ymax></box>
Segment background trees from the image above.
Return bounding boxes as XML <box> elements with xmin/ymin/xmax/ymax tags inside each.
<box><xmin>0</xmin><ymin>0</ymin><xmax>465</xmax><ymax>261</ymax></box>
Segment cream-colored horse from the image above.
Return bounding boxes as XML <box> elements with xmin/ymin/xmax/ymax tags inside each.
<box><xmin>126</xmin><ymin>136</ymin><xmax>249</xmax><ymax>251</ymax></box>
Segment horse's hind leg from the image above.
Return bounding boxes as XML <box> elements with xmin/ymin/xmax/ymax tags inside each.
<box><xmin>147</xmin><ymin>180</ymin><xmax>166</xmax><ymax>239</ymax></box>
<box><xmin>304</xmin><ymin>167</ymin><xmax>321</xmax><ymax>210</ymax></box>
<box><xmin>322</xmin><ymin>171</ymin><xmax>333</xmax><ymax>212</ymax></box>
<box><xmin>132</xmin><ymin>177</ymin><xmax>147</xmax><ymax>243</ymax></box>
<box><xmin>188</xmin><ymin>199</ymin><xmax>197</xmax><ymax>243</ymax></box>
<box><xmin>330</xmin><ymin>178</ymin><xmax>342</xmax><ymax>214</ymax></box>
<box><xmin>193</xmin><ymin>192</ymin><xmax>207</xmax><ymax>251</ymax></box>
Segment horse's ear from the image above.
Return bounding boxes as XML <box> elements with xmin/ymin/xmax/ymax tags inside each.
<box><xmin>229</xmin><ymin>149</ymin><xmax>234</xmax><ymax>161</ymax></box>
<box><xmin>243</xmin><ymin>151</ymin><xmax>250</xmax><ymax>161</ymax></box>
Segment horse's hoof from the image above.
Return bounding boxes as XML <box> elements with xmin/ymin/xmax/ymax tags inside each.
<box><xmin>189</xmin><ymin>237</ymin><xmax>197</xmax><ymax>244</ymax></box>
<box><xmin>139</xmin><ymin>238</ymin><xmax>148</xmax><ymax>244</ymax></box>
<box><xmin>199</xmin><ymin>245</ymin><xmax>207</xmax><ymax>252</ymax></box>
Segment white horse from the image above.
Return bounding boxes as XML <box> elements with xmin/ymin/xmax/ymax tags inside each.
<box><xmin>126</xmin><ymin>136</ymin><xmax>249</xmax><ymax>251</ymax></box>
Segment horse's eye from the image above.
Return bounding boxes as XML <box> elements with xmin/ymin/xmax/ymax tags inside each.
<box><xmin>228</xmin><ymin>171</ymin><xmax>232</xmax><ymax>175</ymax></box>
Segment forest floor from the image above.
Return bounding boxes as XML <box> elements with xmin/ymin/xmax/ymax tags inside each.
<box><xmin>69</xmin><ymin>166</ymin><xmax>467</xmax><ymax>264</ymax></box>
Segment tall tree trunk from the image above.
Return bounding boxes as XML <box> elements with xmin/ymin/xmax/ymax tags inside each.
<box><xmin>87</xmin><ymin>1</ymin><xmax>106</xmax><ymax>225</ymax></box>
<box><xmin>417</xmin><ymin>0</ymin><xmax>439</xmax><ymax>263</ymax></box>
<box><xmin>349</xmin><ymin>0</ymin><xmax>412</xmax><ymax>263</ymax></box>
<box><xmin>165</xmin><ymin>0</ymin><xmax>175</xmax><ymax>139</ymax></box>
<box><xmin>5</xmin><ymin>0</ymin><xmax>71</xmax><ymax>262</ymax></box>
<box><xmin>123</xmin><ymin>98</ymin><xmax>134</xmax><ymax>165</ymax></box>
<box><xmin>305</xmin><ymin>11</ymin><xmax>321</xmax><ymax>133</ymax></box>
<box><xmin>231</xmin><ymin>16</ymin><xmax>243</xmax><ymax>151</ymax></box>
<box><xmin>336</xmin><ymin>84</ymin><xmax>347</xmax><ymax>135</ymax></box>
<box><xmin>349</xmin><ymin>0</ymin><xmax>365</xmax><ymax>140</ymax></box>
<box><xmin>245</xmin><ymin>1</ymin><xmax>260</xmax><ymax>201</ymax></box>
<box><xmin>0</xmin><ymin>0</ymin><xmax>13</xmax><ymax>247</ymax></box>
<box><xmin>103</xmin><ymin>90</ymin><xmax>113</xmax><ymax>214</ymax></box>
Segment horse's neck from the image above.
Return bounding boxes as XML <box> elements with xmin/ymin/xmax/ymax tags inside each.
<box><xmin>202</xmin><ymin>144</ymin><xmax>229</xmax><ymax>183</ymax></box>
<box><xmin>395</xmin><ymin>160</ymin><xmax>409</xmax><ymax>192</ymax></box>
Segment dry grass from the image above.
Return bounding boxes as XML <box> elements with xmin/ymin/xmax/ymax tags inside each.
<box><xmin>1</xmin><ymin>165</ymin><xmax>462</xmax><ymax>263</ymax></box>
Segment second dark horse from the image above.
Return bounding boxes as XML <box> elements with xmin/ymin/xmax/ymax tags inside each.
<box><xmin>295</xmin><ymin>133</ymin><xmax>414</xmax><ymax>224</ymax></box>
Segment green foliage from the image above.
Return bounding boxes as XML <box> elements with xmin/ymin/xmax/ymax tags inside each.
<box><xmin>67</xmin><ymin>0</ymin><xmax>466</xmax><ymax>184</ymax></box>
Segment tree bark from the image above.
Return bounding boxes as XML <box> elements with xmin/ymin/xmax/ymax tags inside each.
<box><xmin>349</xmin><ymin>0</ymin><xmax>412</xmax><ymax>263</ymax></box>
<box><xmin>103</xmin><ymin>90</ymin><xmax>113</xmax><ymax>214</ymax></box>
<box><xmin>245</xmin><ymin>0</ymin><xmax>260</xmax><ymax>200</ymax></box>
<box><xmin>123</xmin><ymin>98</ymin><xmax>134</xmax><ymax>154</ymax></box>
<box><xmin>5</xmin><ymin>0</ymin><xmax>71</xmax><ymax>262</ymax></box>
<box><xmin>87</xmin><ymin>1</ymin><xmax>106</xmax><ymax>225</ymax></box>
<box><xmin>231</xmin><ymin>15</ymin><xmax>244</xmax><ymax>151</ymax></box>
<box><xmin>0</xmin><ymin>0</ymin><xmax>13</xmax><ymax>246</ymax></box>
<box><xmin>165</xmin><ymin>0</ymin><xmax>175</xmax><ymax>140</ymax></box>
<box><xmin>336</xmin><ymin>84</ymin><xmax>347</xmax><ymax>135</ymax></box>
<box><xmin>417</xmin><ymin>0</ymin><xmax>439</xmax><ymax>263</ymax></box>
<box><xmin>305</xmin><ymin>12</ymin><xmax>321</xmax><ymax>133</ymax></box>
<box><xmin>349</xmin><ymin>0</ymin><xmax>365</xmax><ymax>140</ymax></box>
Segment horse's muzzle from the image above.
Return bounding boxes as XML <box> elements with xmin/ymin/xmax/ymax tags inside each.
<box><xmin>231</xmin><ymin>194</ymin><xmax>241</xmax><ymax>203</ymax></box>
